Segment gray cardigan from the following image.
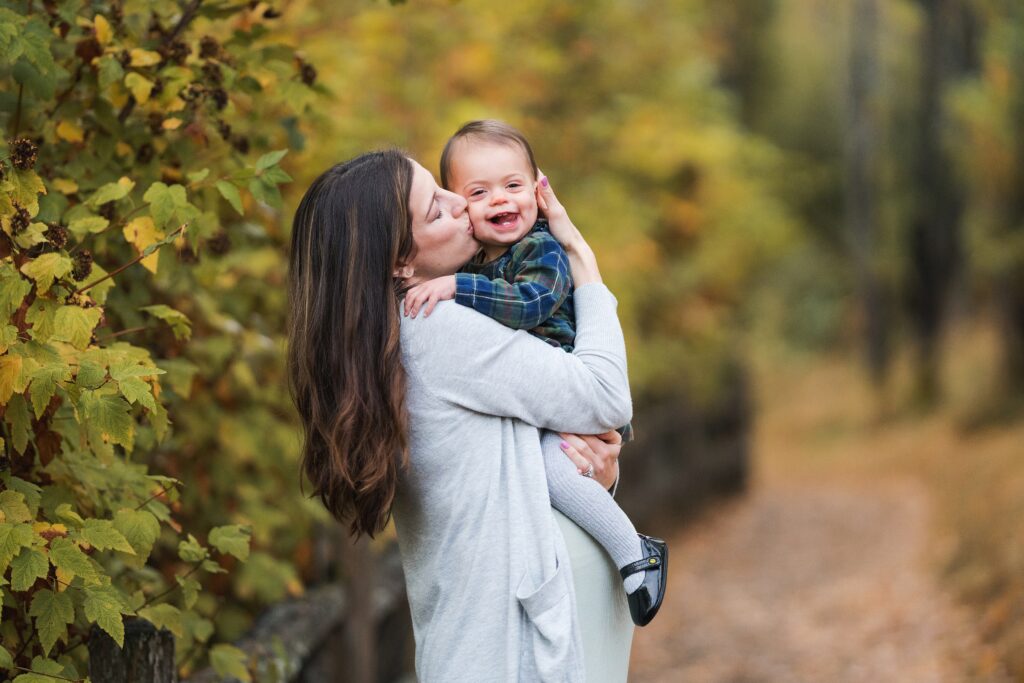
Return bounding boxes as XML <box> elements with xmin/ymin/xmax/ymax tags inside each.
<box><xmin>394</xmin><ymin>283</ymin><xmax>632</xmax><ymax>682</ymax></box>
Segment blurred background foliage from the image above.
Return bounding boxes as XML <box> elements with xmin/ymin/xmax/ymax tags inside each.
<box><xmin>3</xmin><ymin>0</ymin><xmax>1024</xmax><ymax>679</ymax></box>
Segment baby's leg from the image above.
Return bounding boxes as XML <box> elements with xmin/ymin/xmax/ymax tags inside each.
<box><xmin>540</xmin><ymin>430</ymin><xmax>646</xmax><ymax>594</ymax></box>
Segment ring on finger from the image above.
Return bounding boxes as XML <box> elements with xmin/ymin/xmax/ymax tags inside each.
<box><xmin>581</xmin><ymin>463</ymin><xmax>595</xmax><ymax>478</ymax></box>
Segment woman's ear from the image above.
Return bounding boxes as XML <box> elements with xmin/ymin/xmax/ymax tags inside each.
<box><xmin>393</xmin><ymin>263</ymin><xmax>414</xmax><ymax>279</ymax></box>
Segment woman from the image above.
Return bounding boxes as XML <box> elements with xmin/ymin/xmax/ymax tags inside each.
<box><xmin>287</xmin><ymin>149</ymin><xmax>634</xmax><ymax>681</ymax></box>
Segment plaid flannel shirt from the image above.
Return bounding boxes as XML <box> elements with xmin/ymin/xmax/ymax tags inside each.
<box><xmin>455</xmin><ymin>220</ymin><xmax>634</xmax><ymax>442</ymax></box>
<box><xmin>455</xmin><ymin>219</ymin><xmax>577</xmax><ymax>352</ymax></box>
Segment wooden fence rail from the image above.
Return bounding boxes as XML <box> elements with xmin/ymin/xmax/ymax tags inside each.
<box><xmin>88</xmin><ymin>544</ymin><xmax>409</xmax><ymax>683</ymax></box>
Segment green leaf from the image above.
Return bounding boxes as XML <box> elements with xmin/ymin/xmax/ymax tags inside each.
<box><xmin>0</xmin><ymin>522</ymin><xmax>33</xmax><ymax>572</ymax></box>
<box><xmin>216</xmin><ymin>180</ymin><xmax>244</xmax><ymax>215</ymax></box>
<box><xmin>209</xmin><ymin>643</ymin><xmax>252</xmax><ymax>682</ymax></box>
<box><xmin>29</xmin><ymin>589</ymin><xmax>73</xmax><ymax>655</ymax></box>
<box><xmin>117</xmin><ymin>376</ymin><xmax>155</xmax><ymax>410</ymax></box>
<box><xmin>0</xmin><ymin>264</ymin><xmax>31</xmax><ymax>318</ymax></box>
<box><xmin>5</xmin><ymin>477</ymin><xmax>41</xmax><ymax>517</ymax></box>
<box><xmin>87</xmin><ymin>177</ymin><xmax>135</xmax><ymax>208</ymax></box>
<box><xmin>112</xmin><ymin>509</ymin><xmax>160</xmax><ymax>563</ymax></box>
<box><xmin>137</xmin><ymin>603</ymin><xmax>183</xmax><ymax>638</ymax></box>
<box><xmin>208</xmin><ymin>524</ymin><xmax>251</xmax><ymax>561</ymax></box>
<box><xmin>177</xmin><ymin>533</ymin><xmax>207</xmax><ymax>562</ymax></box>
<box><xmin>20</xmin><ymin>253</ymin><xmax>72</xmax><ymax>293</ymax></box>
<box><xmin>12</xmin><ymin>656</ymin><xmax>66</xmax><ymax>683</ymax></box>
<box><xmin>6</xmin><ymin>393</ymin><xmax>31</xmax><ymax>455</ymax></box>
<box><xmin>48</xmin><ymin>537</ymin><xmax>101</xmax><ymax>585</ymax></box>
<box><xmin>5</xmin><ymin>169</ymin><xmax>46</xmax><ymax>216</ymax></box>
<box><xmin>67</xmin><ymin>215</ymin><xmax>109</xmax><ymax>239</ymax></box>
<box><xmin>75</xmin><ymin>360</ymin><xmax>106</xmax><ymax>389</ymax></box>
<box><xmin>78</xmin><ymin>390</ymin><xmax>134</xmax><ymax>449</ymax></box>
<box><xmin>140</xmin><ymin>304</ymin><xmax>192</xmax><ymax>341</ymax></box>
<box><xmin>11</xmin><ymin>548</ymin><xmax>49</xmax><ymax>591</ymax></box>
<box><xmin>255</xmin><ymin>149</ymin><xmax>288</xmax><ymax>171</ymax></box>
<box><xmin>76</xmin><ymin>261</ymin><xmax>115</xmax><ymax>304</ymax></box>
<box><xmin>0</xmin><ymin>643</ymin><xmax>12</xmax><ymax>668</ymax></box>
<box><xmin>0</xmin><ymin>324</ymin><xmax>18</xmax><ymax>354</ymax></box>
<box><xmin>143</xmin><ymin>182</ymin><xmax>188</xmax><ymax>229</ymax></box>
<box><xmin>25</xmin><ymin>296</ymin><xmax>60</xmax><ymax>343</ymax></box>
<box><xmin>248</xmin><ymin>176</ymin><xmax>282</xmax><ymax>208</ymax></box>
<box><xmin>187</xmin><ymin>168</ymin><xmax>210</xmax><ymax>183</ymax></box>
<box><xmin>260</xmin><ymin>165</ymin><xmax>293</xmax><ymax>185</ymax></box>
<box><xmin>53</xmin><ymin>305</ymin><xmax>103</xmax><ymax>350</ymax></box>
<box><xmin>79</xmin><ymin>519</ymin><xmax>135</xmax><ymax>554</ymax></box>
<box><xmin>54</xmin><ymin>503</ymin><xmax>84</xmax><ymax>527</ymax></box>
<box><xmin>176</xmin><ymin>574</ymin><xmax>201</xmax><ymax>609</ymax></box>
<box><xmin>97</xmin><ymin>54</ymin><xmax>124</xmax><ymax>89</ymax></box>
<box><xmin>29</xmin><ymin>358</ymin><xmax>72</xmax><ymax>419</ymax></box>
<box><xmin>83</xmin><ymin>584</ymin><xmax>129</xmax><ymax>647</ymax></box>
<box><xmin>0</xmin><ymin>490</ymin><xmax>32</xmax><ymax>523</ymax></box>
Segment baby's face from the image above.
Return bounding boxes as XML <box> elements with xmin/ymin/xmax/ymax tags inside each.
<box><xmin>446</xmin><ymin>140</ymin><xmax>539</xmax><ymax>253</ymax></box>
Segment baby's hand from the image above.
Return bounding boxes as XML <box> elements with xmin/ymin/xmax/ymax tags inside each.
<box><xmin>404</xmin><ymin>275</ymin><xmax>457</xmax><ymax>318</ymax></box>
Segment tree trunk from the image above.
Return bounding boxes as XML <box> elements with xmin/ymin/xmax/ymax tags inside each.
<box><xmin>89</xmin><ymin>617</ymin><xmax>177</xmax><ymax>683</ymax></box>
<box><xmin>846</xmin><ymin>0</ymin><xmax>889</xmax><ymax>386</ymax></box>
<box><xmin>906</xmin><ymin>0</ymin><xmax>967</xmax><ymax>405</ymax></box>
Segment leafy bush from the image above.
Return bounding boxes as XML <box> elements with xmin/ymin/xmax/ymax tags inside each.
<box><xmin>0</xmin><ymin>0</ymin><xmax>322</xmax><ymax>678</ymax></box>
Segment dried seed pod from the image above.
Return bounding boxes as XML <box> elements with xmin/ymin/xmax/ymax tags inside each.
<box><xmin>75</xmin><ymin>37</ymin><xmax>103</xmax><ymax>63</ymax></box>
<box><xmin>178</xmin><ymin>244</ymin><xmax>199</xmax><ymax>264</ymax></box>
<box><xmin>202</xmin><ymin>62</ymin><xmax>223</xmax><ymax>85</ymax></box>
<box><xmin>151</xmin><ymin>77</ymin><xmax>165</xmax><ymax>98</ymax></box>
<box><xmin>263</xmin><ymin>7</ymin><xmax>282</xmax><ymax>18</ymax></box>
<box><xmin>44</xmin><ymin>223</ymin><xmax>69</xmax><ymax>249</ymax></box>
<box><xmin>136</xmin><ymin>143</ymin><xmax>154</xmax><ymax>164</ymax></box>
<box><xmin>299</xmin><ymin>61</ymin><xmax>317</xmax><ymax>86</ymax></box>
<box><xmin>148</xmin><ymin>112</ymin><xmax>165</xmax><ymax>135</ymax></box>
<box><xmin>9</xmin><ymin>137</ymin><xmax>39</xmax><ymax>171</ymax></box>
<box><xmin>98</xmin><ymin>202</ymin><xmax>116</xmax><ymax>221</ymax></box>
<box><xmin>117</xmin><ymin>49</ymin><xmax>131</xmax><ymax>67</ymax></box>
<box><xmin>183</xmin><ymin>82</ymin><xmax>206</xmax><ymax>102</ymax></box>
<box><xmin>160</xmin><ymin>39</ymin><xmax>191</xmax><ymax>66</ymax></box>
<box><xmin>199</xmin><ymin>35</ymin><xmax>221</xmax><ymax>60</ymax></box>
<box><xmin>216</xmin><ymin>120</ymin><xmax>232</xmax><ymax>140</ymax></box>
<box><xmin>207</xmin><ymin>231</ymin><xmax>231</xmax><ymax>255</ymax></box>
<box><xmin>10</xmin><ymin>204</ymin><xmax>31</xmax><ymax>235</ymax></box>
<box><xmin>72</xmin><ymin>250</ymin><xmax>93</xmax><ymax>281</ymax></box>
<box><xmin>210</xmin><ymin>88</ymin><xmax>228</xmax><ymax>111</ymax></box>
<box><xmin>231</xmin><ymin>135</ymin><xmax>250</xmax><ymax>154</ymax></box>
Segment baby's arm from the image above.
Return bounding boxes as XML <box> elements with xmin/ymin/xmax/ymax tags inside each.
<box><xmin>453</xmin><ymin>234</ymin><xmax>572</xmax><ymax>330</ymax></box>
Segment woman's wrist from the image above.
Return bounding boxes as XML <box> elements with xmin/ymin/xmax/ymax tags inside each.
<box><xmin>564</xmin><ymin>240</ymin><xmax>601</xmax><ymax>285</ymax></box>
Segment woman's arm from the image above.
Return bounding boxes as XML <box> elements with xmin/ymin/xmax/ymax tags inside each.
<box><xmin>401</xmin><ymin>282</ymin><xmax>632</xmax><ymax>434</ymax></box>
<box><xmin>535</xmin><ymin>174</ymin><xmax>601</xmax><ymax>286</ymax></box>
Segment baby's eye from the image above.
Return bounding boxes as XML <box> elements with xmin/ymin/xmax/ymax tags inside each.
<box><xmin>507</xmin><ymin>182</ymin><xmax>522</xmax><ymax>189</ymax></box>
<box><xmin>469</xmin><ymin>189</ymin><xmax>486</xmax><ymax>198</ymax></box>
<box><xmin>433</xmin><ymin>207</ymin><xmax>444</xmax><ymax>221</ymax></box>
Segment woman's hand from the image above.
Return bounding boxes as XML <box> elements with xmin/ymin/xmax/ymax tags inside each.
<box><xmin>535</xmin><ymin>171</ymin><xmax>602</xmax><ymax>285</ymax></box>
<box><xmin>557</xmin><ymin>429</ymin><xmax>623</xmax><ymax>491</ymax></box>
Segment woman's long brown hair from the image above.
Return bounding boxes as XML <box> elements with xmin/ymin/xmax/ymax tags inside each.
<box><xmin>286</xmin><ymin>150</ymin><xmax>415</xmax><ymax>538</ymax></box>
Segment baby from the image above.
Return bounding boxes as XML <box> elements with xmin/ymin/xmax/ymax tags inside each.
<box><xmin>403</xmin><ymin>120</ymin><xmax>667</xmax><ymax>627</ymax></box>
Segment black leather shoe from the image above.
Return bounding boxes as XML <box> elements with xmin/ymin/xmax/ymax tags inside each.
<box><xmin>619</xmin><ymin>534</ymin><xmax>668</xmax><ymax>627</ymax></box>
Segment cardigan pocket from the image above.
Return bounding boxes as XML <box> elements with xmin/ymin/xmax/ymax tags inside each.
<box><xmin>516</xmin><ymin>559</ymin><xmax>575</xmax><ymax>682</ymax></box>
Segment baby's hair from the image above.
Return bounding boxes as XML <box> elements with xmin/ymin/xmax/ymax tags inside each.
<box><xmin>439</xmin><ymin>119</ymin><xmax>539</xmax><ymax>190</ymax></box>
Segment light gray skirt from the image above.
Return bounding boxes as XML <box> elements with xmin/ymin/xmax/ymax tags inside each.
<box><xmin>553</xmin><ymin>508</ymin><xmax>635</xmax><ymax>682</ymax></box>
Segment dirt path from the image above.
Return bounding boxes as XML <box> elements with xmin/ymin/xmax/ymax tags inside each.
<box><xmin>627</xmin><ymin>479</ymin><xmax>990</xmax><ymax>682</ymax></box>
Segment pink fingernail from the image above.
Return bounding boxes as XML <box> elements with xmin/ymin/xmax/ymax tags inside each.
<box><xmin>541</xmin><ymin>177</ymin><xmax>549</xmax><ymax>187</ymax></box>
<box><xmin>560</xmin><ymin>440</ymin><xmax>569</xmax><ymax>449</ymax></box>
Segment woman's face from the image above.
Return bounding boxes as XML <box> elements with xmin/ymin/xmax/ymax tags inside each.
<box><xmin>405</xmin><ymin>159</ymin><xmax>477</xmax><ymax>284</ymax></box>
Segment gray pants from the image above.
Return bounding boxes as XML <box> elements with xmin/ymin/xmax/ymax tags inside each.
<box><xmin>554</xmin><ymin>508</ymin><xmax>635</xmax><ymax>682</ymax></box>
